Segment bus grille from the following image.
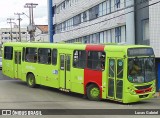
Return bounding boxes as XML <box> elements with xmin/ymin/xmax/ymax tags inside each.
<box><xmin>135</xmin><ymin>84</ymin><xmax>151</xmax><ymax>90</ymax></box>
<box><xmin>139</xmin><ymin>94</ymin><xmax>149</xmax><ymax>98</ymax></box>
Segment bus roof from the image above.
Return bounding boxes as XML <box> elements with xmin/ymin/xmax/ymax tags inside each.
<box><xmin>3</xmin><ymin>42</ymin><xmax>152</xmax><ymax>51</ymax></box>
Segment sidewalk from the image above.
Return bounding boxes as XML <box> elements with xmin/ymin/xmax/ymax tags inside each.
<box><xmin>154</xmin><ymin>92</ymin><xmax>160</xmax><ymax>98</ymax></box>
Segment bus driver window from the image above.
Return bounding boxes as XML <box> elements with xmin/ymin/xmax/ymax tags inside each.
<box><xmin>129</xmin><ymin>60</ymin><xmax>141</xmax><ymax>75</ymax></box>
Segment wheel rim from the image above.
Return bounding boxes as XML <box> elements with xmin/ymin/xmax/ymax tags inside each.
<box><xmin>90</xmin><ymin>87</ymin><xmax>100</xmax><ymax>98</ymax></box>
<box><xmin>28</xmin><ymin>76</ymin><xmax>34</xmax><ymax>86</ymax></box>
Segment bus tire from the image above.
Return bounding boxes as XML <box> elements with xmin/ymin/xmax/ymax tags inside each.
<box><xmin>87</xmin><ymin>84</ymin><xmax>100</xmax><ymax>101</ymax></box>
<box><xmin>27</xmin><ymin>73</ymin><xmax>36</xmax><ymax>88</ymax></box>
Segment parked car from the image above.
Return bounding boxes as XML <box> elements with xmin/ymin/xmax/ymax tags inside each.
<box><xmin>0</xmin><ymin>57</ymin><xmax>2</xmax><ymax>69</ymax></box>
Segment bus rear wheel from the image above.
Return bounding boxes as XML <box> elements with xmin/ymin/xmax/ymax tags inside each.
<box><xmin>87</xmin><ymin>84</ymin><xmax>100</xmax><ymax>101</ymax></box>
<box><xmin>27</xmin><ymin>73</ymin><xmax>36</xmax><ymax>88</ymax></box>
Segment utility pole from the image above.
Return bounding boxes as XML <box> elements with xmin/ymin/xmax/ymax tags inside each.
<box><xmin>7</xmin><ymin>18</ymin><xmax>14</xmax><ymax>42</ymax></box>
<box><xmin>14</xmin><ymin>13</ymin><xmax>24</xmax><ymax>42</ymax></box>
<box><xmin>24</xmin><ymin>3</ymin><xmax>38</xmax><ymax>42</ymax></box>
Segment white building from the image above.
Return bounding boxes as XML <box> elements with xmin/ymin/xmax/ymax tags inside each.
<box><xmin>35</xmin><ymin>25</ymin><xmax>49</xmax><ymax>42</ymax></box>
<box><xmin>52</xmin><ymin>0</ymin><xmax>135</xmax><ymax>44</ymax></box>
<box><xmin>0</xmin><ymin>27</ymin><xmax>28</xmax><ymax>44</ymax></box>
<box><xmin>149</xmin><ymin>0</ymin><xmax>160</xmax><ymax>58</ymax></box>
<box><xmin>0</xmin><ymin>25</ymin><xmax>49</xmax><ymax>44</ymax></box>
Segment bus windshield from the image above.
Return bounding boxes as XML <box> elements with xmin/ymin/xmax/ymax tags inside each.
<box><xmin>128</xmin><ymin>57</ymin><xmax>155</xmax><ymax>83</ymax></box>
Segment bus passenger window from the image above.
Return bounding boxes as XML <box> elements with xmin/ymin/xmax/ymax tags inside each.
<box><xmin>52</xmin><ymin>49</ymin><xmax>57</xmax><ymax>65</ymax></box>
<box><xmin>25</xmin><ymin>48</ymin><xmax>37</xmax><ymax>63</ymax></box>
<box><xmin>73</xmin><ymin>50</ymin><xmax>86</xmax><ymax>68</ymax></box>
<box><xmin>38</xmin><ymin>48</ymin><xmax>51</xmax><ymax>64</ymax></box>
<box><xmin>87</xmin><ymin>51</ymin><xmax>105</xmax><ymax>70</ymax></box>
<box><xmin>22</xmin><ymin>48</ymin><xmax>25</xmax><ymax>61</ymax></box>
<box><xmin>4</xmin><ymin>46</ymin><xmax>13</xmax><ymax>60</ymax></box>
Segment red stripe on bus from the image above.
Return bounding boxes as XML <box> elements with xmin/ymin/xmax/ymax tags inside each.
<box><xmin>85</xmin><ymin>44</ymin><xmax>105</xmax><ymax>51</ymax></box>
<box><xmin>84</xmin><ymin>69</ymin><xmax>102</xmax><ymax>98</ymax></box>
<box><xmin>135</xmin><ymin>87</ymin><xmax>152</xmax><ymax>94</ymax></box>
<box><xmin>84</xmin><ymin>45</ymin><xmax>105</xmax><ymax>98</ymax></box>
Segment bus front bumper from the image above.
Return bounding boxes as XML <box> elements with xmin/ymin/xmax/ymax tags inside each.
<box><xmin>123</xmin><ymin>91</ymin><xmax>155</xmax><ymax>103</ymax></box>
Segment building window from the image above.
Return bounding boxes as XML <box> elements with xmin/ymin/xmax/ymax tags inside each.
<box><xmin>115</xmin><ymin>27</ymin><xmax>121</xmax><ymax>43</ymax></box>
<box><xmin>99</xmin><ymin>3</ymin><xmax>103</xmax><ymax>17</ymax></box>
<box><xmin>83</xmin><ymin>35</ymin><xmax>90</xmax><ymax>43</ymax></box>
<box><xmin>56</xmin><ymin>5</ymin><xmax>60</xmax><ymax>14</ymax></box>
<box><xmin>56</xmin><ymin>24</ymin><xmax>61</xmax><ymax>33</ymax></box>
<box><xmin>61</xmin><ymin>1</ymin><xmax>65</xmax><ymax>10</ymax></box>
<box><xmin>107</xmin><ymin>0</ymin><xmax>111</xmax><ymax>14</ymax></box>
<box><xmin>89</xmin><ymin>5</ymin><xmax>99</xmax><ymax>20</ymax></box>
<box><xmin>90</xmin><ymin>33</ymin><xmax>100</xmax><ymax>43</ymax></box>
<box><xmin>4</xmin><ymin>46</ymin><xmax>13</xmax><ymax>60</ymax></box>
<box><xmin>142</xmin><ymin>19</ymin><xmax>149</xmax><ymax>40</ymax></box>
<box><xmin>73</xmin><ymin>14</ymin><xmax>81</xmax><ymax>26</ymax></box>
<box><xmin>73</xmin><ymin>50</ymin><xmax>86</xmax><ymax>68</ymax></box>
<box><xmin>22</xmin><ymin>32</ymin><xmax>26</xmax><ymax>34</ymax></box>
<box><xmin>100</xmin><ymin>32</ymin><xmax>104</xmax><ymax>43</ymax></box>
<box><xmin>115</xmin><ymin>0</ymin><xmax>120</xmax><ymax>8</ymax></box>
<box><xmin>62</xmin><ymin>22</ymin><xmax>66</xmax><ymax>31</ymax></box>
<box><xmin>38</xmin><ymin>48</ymin><xmax>51</xmax><ymax>64</ymax></box>
<box><xmin>82</xmin><ymin>11</ymin><xmax>87</xmax><ymax>22</ymax></box>
<box><xmin>102</xmin><ymin>1</ymin><xmax>107</xmax><ymax>15</ymax></box>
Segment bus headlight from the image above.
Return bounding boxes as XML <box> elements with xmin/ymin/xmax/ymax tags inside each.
<box><xmin>128</xmin><ymin>87</ymin><xmax>136</xmax><ymax>94</ymax></box>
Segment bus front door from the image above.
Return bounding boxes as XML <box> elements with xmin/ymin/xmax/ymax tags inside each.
<box><xmin>108</xmin><ymin>58</ymin><xmax>123</xmax><ymax>101</ymax></box>
<box><xmin>59</xmin><ymin>54</ymin><xmax>71</xmax><ymax>90</ymax></box>
<box><xmin>14</xmin><ymin>51</ymin><xmax>22</xmax><ymax>79</ymax></box>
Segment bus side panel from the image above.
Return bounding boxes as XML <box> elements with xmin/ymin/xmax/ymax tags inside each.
<box><xmin>102</xmin><ymin>66</ymin><xmax>107</xmax><ymax>99</ymax></box>
<box><xmin>37</xmin><ymin>64</ymin><xmax>59</xmax><ymax>88</ymax></box>
<box><xmin>23</xmin><ymin>63</ymin><xmax>41</xmax><ymax>84</ymax></box>
<box><xmin>70</xmin><ymin>68</ymin><xmax>84</xmax><ymax>94</ymax></box>
<box><xmin>2</xmin><ymin>60</ymin><xmax>14</xmax><ymax>78</ymax></box>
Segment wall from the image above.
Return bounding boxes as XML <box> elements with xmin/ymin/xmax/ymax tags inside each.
<box><xmin>135</xmin><ymin>0</ymin><xmax>149</xmax><ymax>45</ymax></box>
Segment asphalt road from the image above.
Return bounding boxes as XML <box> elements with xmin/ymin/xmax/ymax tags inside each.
<box><xmin>0</xmin><ymin>70</ymin><xmax>160</xmax><ymax>118</ymax></box>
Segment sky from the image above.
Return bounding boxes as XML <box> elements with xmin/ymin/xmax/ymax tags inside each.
<box><xmin>0</xmin><ymin>0</ymin><xmax>48</xmax><ymax>28</ymax></box>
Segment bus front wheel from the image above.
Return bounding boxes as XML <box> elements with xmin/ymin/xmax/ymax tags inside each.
<box><xmin>27</xmin><ymin>73</ymin><xmax>36</xmax><ymax>88</ymax></box>
<box><xmin>87</xmin><ymin>84</ymin><xmax>100</xmax><ymax>101</ymax></box>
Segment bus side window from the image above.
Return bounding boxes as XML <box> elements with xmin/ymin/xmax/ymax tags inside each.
<box><xmin>87</xmin><ymin>51</ymin><xmax>105</xmax><ymax>70</ymax></box>
<box><xmin>73</xmin><ymin>50</ymin><xmax>86</xmax><ymax>68</ymax></box>
<box><xmin>25</xmin><ymin>47</ymin><xmax>37</xmax><ymax>63</ymax></box>
<box><xmin>22</xmin><ymin>47</ymin><xmax>25</xmax><ymax>61</ymax></box>
<box><xmin>52</xmin><ymin>49</ymin><xmax>57</xmax><ymax>65</ymax></box>
<box><xmin>4</xmin><ymin>46</ymin><xmax>13</xmax><ymax>60</ymax></box>
<box><xmin>38</xmin><ymin>48</ymin><xmax>51</xmax><ymax>64</ymax></box>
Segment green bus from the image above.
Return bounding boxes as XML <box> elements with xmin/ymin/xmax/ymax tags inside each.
<box><xmin>2</xmin><ymin>42</ymin><xmax>156</xmax><ymax>103</ymax></box>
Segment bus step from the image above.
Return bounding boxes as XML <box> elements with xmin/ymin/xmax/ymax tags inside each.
<box><xmin>60</xmin><ymin>88</ymin><xmax>70</xmax><ymax>92</ymax></box>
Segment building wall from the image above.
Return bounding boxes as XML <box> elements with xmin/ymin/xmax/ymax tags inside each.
<box><xmin>149</xmin><ymin>0</ymin><xmax>160</xmax><ymax>57</ymax></box>
<box><xmin>135</xmin><ymin>0</ymin><xmax>149</xmax><ymax>45</ymax></box>
<box><xmin>0</xmin><ymin>28</ymin><xmax>28</xmax><ymax>43</ymax></box>
<box><xmin>0</xmin><ymin>27</ymin><xmax>49</xmax><ymax>44</ymax></box>
<box><xmin>52</xmin><ymin>0</ymin><xmax>135</xmax><ymax>44</ymax></box>
<box><xmin>35</xmin><ymin>28</ymin><xmax>49</xmax><ymax>42</ymax></box>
